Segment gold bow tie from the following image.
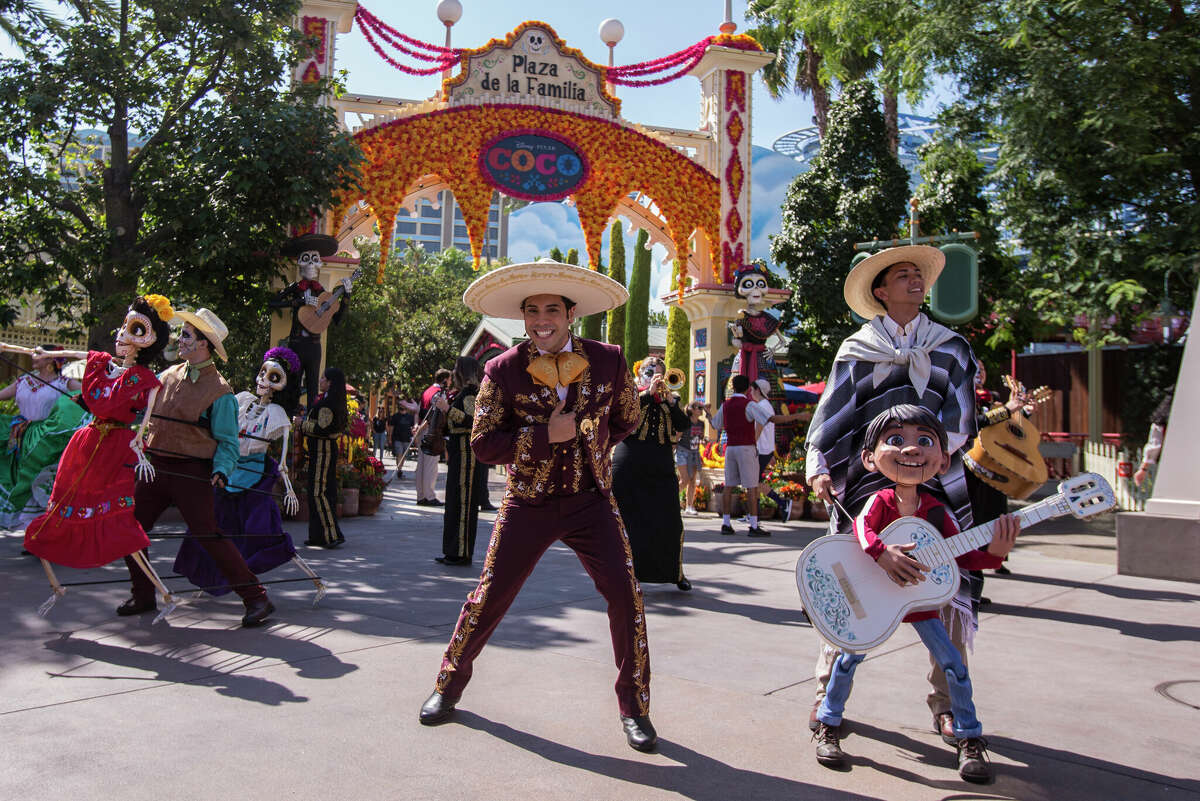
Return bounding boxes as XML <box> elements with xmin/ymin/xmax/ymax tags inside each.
<box><xmin>527</xmin><ymin>351</ymin><xmax>589</xmax><ymax>389</ymax></box>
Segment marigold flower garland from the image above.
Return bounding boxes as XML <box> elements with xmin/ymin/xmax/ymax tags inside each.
<box><xmin>338</xmin><ymin>105</ymin><xmax>722</xmax><ymax>285</ymax></box>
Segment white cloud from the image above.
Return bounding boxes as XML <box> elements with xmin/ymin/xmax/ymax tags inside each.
<box><xmin>508</xmin><ymin>202</ymin><xmax>586</xmax><ymax>263</ymax></box>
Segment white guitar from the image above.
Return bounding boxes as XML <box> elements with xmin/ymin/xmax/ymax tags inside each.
<box><xmin>796</xmin><ymin>473</ymin><xmax>1115</xmax><ymax>653</ymax></box>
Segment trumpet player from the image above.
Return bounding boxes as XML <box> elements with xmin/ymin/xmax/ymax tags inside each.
<box><xmin>612</xmin><ymin>356</ymin><xmax>694</xmax><ymax>591</ymax></box>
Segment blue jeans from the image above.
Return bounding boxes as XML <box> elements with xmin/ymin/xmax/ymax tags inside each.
<box><xmin>373</xmin><ymin>432</ymin><xmax>387</xmax><ymax>459</ymax></box>
<box><xmin>816</xmin><ymin>617</ymin><xmax>983</xmax><ymax>739</ymax></box>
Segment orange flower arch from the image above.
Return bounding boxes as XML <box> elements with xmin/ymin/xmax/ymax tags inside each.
<box><xmin>337</xmin><ymin>105</ymin><xmax>721</xmax><ymax>284</ymax></box>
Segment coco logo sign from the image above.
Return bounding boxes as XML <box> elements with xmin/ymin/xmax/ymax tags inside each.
<box><xmin>479</xmin><ymin>131</ymin><xmax>587</xmax><ymax>201</ymax></box>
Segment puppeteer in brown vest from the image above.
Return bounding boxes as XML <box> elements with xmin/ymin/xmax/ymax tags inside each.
<box><xmin>144</xmin><ymin>361</ymin><xmax>234</xmax><ymax>459</ymax></box>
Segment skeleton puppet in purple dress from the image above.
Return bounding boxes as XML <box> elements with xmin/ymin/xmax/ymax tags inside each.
<box><xmin>173</xmin><ymin>347</ymin><xmax>324</xmax><ymax>602</ymax></box>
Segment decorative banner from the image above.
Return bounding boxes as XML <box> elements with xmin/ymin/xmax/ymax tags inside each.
<box><xmin>479</xmin><ymin>131</ymin><xmax>588</xmax><ymax>201</ymax></box>
<box><xmin>445</xmin><ymin>22</ymin><xmax>620</xmax><ymax>121</ymax></box>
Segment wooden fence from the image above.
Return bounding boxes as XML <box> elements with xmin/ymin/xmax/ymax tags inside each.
<box><xmin>1081</xmin><ymin>440</ymin><xmax>1146</xmax><ymax>511</ymax></box>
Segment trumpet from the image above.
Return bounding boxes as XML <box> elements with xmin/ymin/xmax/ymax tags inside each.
<box><xmin>665</xmin><ymin>367</ymin><xmax>686</xmax><ymax>392</ymax></box>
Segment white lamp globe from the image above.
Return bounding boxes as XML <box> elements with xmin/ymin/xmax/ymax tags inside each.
<box><xmin>436</xmin><ymin>0</ymin><xmax>463</xmax><ymax>25</ymax></box>
<box><xmin>599</xmin><ymin>18</ymin><xmax>625</xmax><ymax>46</ymax></box>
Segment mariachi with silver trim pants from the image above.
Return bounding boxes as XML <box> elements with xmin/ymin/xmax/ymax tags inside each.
<box><xmin>435</xmin><ymin>488</ymin><xmax>650</xmax><ymax>717</ymax></box>
<box><xmin>306</xmin><ymin>435</ymin><xmax>343</xmax><ymax>546</ymax></box>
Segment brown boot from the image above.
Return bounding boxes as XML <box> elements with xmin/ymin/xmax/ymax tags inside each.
<box><xmin>933</xmin><ymin>711</ymin><xmax>956</xmax><ymax>745</ymax></box>
<box><xmin>813</xmin><ymin>722</ymin><xmax>845</xmax><ymax>767</ymax></box>
<box><xmin>957</xmin><ymin>737</ymin><xmax>993</xmax><ymax>783</ymax></box>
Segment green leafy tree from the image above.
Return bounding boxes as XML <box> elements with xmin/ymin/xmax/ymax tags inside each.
<box><xmin>0</xmin><ymin>0</ymin><xmax>362</xmax><ymax>353</ymax></box>
<box><xmin>624</xmin><ymin>228</ymin><xmax>651</xmax><ymax>363</ymax></box>
<box><xmin>771</xmin><ymin>81</ymin><xmax>910</xmax><ymax>379</ymax></box>
<box><xmin>913</xmin><ymin>0</ymin><xmax>1200</xmax><ymax>348</ymax></box>
<box><xmin>910</xmin><ymin>115</ymin><xmax>1039</xmax><ymax>377</ymax></box>
<box><xmin>606</xmin><ymin>221</ymin><xmax>627</xmax><ymax>347</ymax></box>
<box><xmin>747</xmin><ymin>0</ymin><xmax>929</xmax><ymax>150</ymax></box>
<box><xmin>664</xmin><ymin>260</ymin><xmax>690</xmax><ymax>402</ymax></box>
<box><xmin>328</xmin><ymin>244</ymin><xmax>480</xmax><ymax>399</ymax></box>
<box><xmin>548</xmin><ymin>246</ymin><xmax>565</xmax><ymax>262</ymax></box>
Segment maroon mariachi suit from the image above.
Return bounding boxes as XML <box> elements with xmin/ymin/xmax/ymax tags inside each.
<box><xmin>434</xmin><ymin>335</ymin><xmax>649</xmax><ymax>717</ymax></box>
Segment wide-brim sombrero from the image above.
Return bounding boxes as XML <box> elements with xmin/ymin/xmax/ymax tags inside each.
<box><xmin>463</xmin><ymin>259</ymin><xmax>629</xmax><ymax>320</ymax></box>
<box><xmin>173</xmin><ymin>308</ymin><xmax>229</xmax><ymax>361</ymax></box>
<box><xmin>843</xmin><ymin>245</ymin><xmax>945</xmax><ymax>320</ymax></box>
<box><xmin>281</xmin><ymin>233</ymin><xmax>339</xmax><ymax>258</ymax></box>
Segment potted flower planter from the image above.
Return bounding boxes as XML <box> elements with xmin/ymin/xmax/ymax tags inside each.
<box><xmin>807</xmin><ymin>498</ymin><xmax>830</xmax><ymax>521</ymax></box>
<box><xmin>341</xmin><ymin>487</ymin><xmax>360</xmax><ymax>516</ymax></box>
<box><xmin>358</xmin><ymin>492</ymin><xmax>382</xmax><ymax>515</ymax></box>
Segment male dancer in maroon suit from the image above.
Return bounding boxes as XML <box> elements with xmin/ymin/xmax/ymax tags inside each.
<box><xmin>417</xmin><ymin>259</ymin><xmax>657</xmax><ymax>752</ymax></box>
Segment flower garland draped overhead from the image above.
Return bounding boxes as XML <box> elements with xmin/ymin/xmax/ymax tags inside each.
<box><xmin>338</xmin><ymin>105</ymin><xmax>722</xmax><ymax>286</ymax></box>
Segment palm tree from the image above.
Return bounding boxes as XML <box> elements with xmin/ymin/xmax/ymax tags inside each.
<box><xmin>0</xmin><ymin>0</ymin><xmax>115</xmax><ymax>52</ymax></box>
<box><xmin>747</xmin><ymin>0</ymin><xmax>832</xmax><ymax>137</ymax></box>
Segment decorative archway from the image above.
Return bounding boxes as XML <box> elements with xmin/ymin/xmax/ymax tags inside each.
<box><xmin>338</xmin><ymin>101</ymin><xmax>721</xmax><ymax>284</ymax></box>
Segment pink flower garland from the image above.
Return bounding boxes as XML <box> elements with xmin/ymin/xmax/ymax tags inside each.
<box><xmin>355</xmin><ymin>6</ymin><xmax>461</xmax><ymax>76</ymax></box>
<box><xmin>353</xmin><ymin>6</ymin><xmax>763</xmax><ymax>87</ymax></box>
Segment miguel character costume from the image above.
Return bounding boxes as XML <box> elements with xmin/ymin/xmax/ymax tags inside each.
<box><xmin>425</xmin><ymin>259</ymin><xmax>655</xmax><ymax>745</ymax></box>
<box><xmin>805</xmin><ymin>245</ymin><xmax>979</xmax><ymax>735</ymax></box>
<box><xmin>817</xmin><ymin>488</ymin><xmax>1003</xmax><ymax>742</ymax></box>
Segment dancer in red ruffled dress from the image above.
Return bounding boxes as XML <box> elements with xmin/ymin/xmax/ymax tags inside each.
<box><xmin>23</xmin><ymin>295</ymin><xmax>178</xmax><ymax>615</ymax></box>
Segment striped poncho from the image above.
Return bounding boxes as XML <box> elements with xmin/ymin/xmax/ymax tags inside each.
<box><xmin>805</xmin><ymin>314</ymin><xmax>978</xmax><ymax>533</ymax></box>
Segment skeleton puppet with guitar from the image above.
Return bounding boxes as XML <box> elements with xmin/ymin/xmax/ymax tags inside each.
<box><xmin>268</xmin><ymin>233</ymin><xmax>360</xmax><ymax>405</ymax></box>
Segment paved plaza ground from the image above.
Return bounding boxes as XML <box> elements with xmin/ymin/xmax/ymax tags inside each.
<box><xmin>2</xmin><ymin>460</ymin><xmax>1197</xmax><ymax>800</ymax></box>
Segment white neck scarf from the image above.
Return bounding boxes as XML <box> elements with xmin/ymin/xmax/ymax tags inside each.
<box><xmin>835</xmin><ymin>314</ymin><xmax>956</xmax><ymax>397</ymax></box>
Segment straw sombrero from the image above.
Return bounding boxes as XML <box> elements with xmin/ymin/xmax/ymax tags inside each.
<box><xmin>173</xmin><ymin>308</ymin><xmax>229</xmax><ymax>361</ymax></box>
<box><xmin>463</xmin><ymin>259</ymin><xmax>629</xmax><ymax>320</ymax></box>
<box><xmin>843</xmin><ymin>245</ymin><xmax>945</xmax><ymax>320</ymax></box>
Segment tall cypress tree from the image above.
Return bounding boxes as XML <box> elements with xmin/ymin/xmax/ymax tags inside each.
<box><xmin>578</xmin><ymin>249</ymin><xmax>604</xmax><ymax>340</ymax></box>
<box><xmin>549</xmin><ymin>246</ymin><xmax>565</xmax><ymax>262</ymax></box>
<box><xmin>606</xmin><ymin>221</ymin><xmax>627</xmax><ymax>348</ymax></box>
<box><xmin>664</xmin><ymin>259</ymin><xmax>691</xmax><ymax>402</ymax></box>
<box><xmin>624</xmin><ymin>228</ymin><xmax>651</xmax><ymax>363</ymax></box>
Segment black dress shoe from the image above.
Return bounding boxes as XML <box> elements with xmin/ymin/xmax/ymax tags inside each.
<box><xmin>478</xmin><ymin>502</ymin><xmax>498</xmax><ymax>511</ymax></box>
<box><xmin>116</xmin><ymin>596</ymin><xmax>156</xmax><ymax>616</ymax></box>
<box><xmin>429</xmin><ymin>499</ymin><xmax>444</xmax><ymax>506</ymax></box>
<box><xmin>620</xmin><ymin>714</ymin><xmax>658</xmax><ymax>752</ymax></box>
<box><xmin>676</xmin><ymin>577</ymin><xmax>692</xmax><ymax>591</ymax></box>
<box><xmin>419</xmin><ymin>690</ymin><xmax>459</xmax><ymax>725</ymax></box>
<box><xmin>241</xmin><ymin>599</ymin><xmax>276</xmax><ymax>627</ymax></box>
<box><xmin>435</xmin><ymin>555</ymin><xmax>473</xmax><ymax>566</ymax></box>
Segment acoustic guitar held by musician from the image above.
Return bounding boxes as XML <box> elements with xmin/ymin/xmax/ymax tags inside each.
<box><xmin>797</xmin><ymin>404</ymin><xmax>1115</xmax><ymax>653</ymax></box>
<box><xmin>297</xmin><ymin>267</ymin><xmax>364</xmax><ymax>335</ymax></box>
<box><xmin>966</xmin><ymin>374</ymin><xmax>1053</xmax><ymax>499</ymax></box>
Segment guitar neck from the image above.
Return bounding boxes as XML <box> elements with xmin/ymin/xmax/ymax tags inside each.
<box><xmin>945</xmin><ymin>493</ymin><xmax>1070</xmax><ymax>558</ymax></box>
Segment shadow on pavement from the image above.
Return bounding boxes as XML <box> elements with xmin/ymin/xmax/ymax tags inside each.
<box><xmin>453</xmin><ymin>710</ymin><xmax>880</xmax><ymax>801</ymax></box>
<box><xmin>995</xmin><ymin>571</ymin><xmax>1200</xmax><ymax>603</ymax></box>
<box><xmin>840</xmin><ymin>719</ymin><xmax>1199</xmax><ymax>800</ymax></box>
<box><xmin>983</xmin><ymin>602</ymin><xmax>1199</xmax><ymax>642</ymax></box>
